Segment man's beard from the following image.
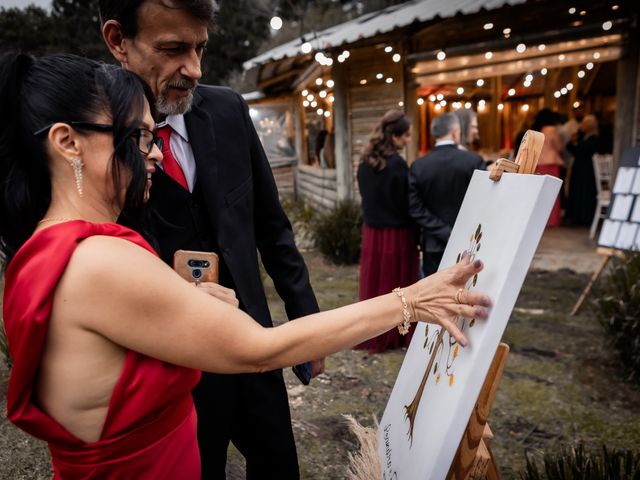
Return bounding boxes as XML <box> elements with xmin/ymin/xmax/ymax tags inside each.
<box><xmin>156</xmin><ymin>79</ymin><xmax>197</xmax><ymax>115</ymax></box>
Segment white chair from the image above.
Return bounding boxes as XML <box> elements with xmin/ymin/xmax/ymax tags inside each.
<box><xmin>590</xmin><ymin>153</ymin><xmax>613</xmax><ymax>239</ymax></box>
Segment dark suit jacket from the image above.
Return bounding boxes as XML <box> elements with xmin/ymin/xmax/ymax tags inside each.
<box><xmin>408</xmin><ymin>144</ymin><xmax>486</xmax><ymax>252</ymax></box>
<box><xmin>148</xmin><ymin>85</ymin><xmax>319</xmax><ymax>327</ymax></box>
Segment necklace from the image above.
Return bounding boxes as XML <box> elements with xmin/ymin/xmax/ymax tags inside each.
<box><xmin>37</xmin><ymin>217</ymin><xmax>78</xmax><ymax>225</ymax></box>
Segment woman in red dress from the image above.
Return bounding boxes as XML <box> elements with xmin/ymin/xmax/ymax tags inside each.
<box><xmin>355</xmin><ymin>110</ymin><xmax>420</xmax><ymax>352</ymax></box>
<box><xmin>0</xmin><ymin>53</ymin><xmax>490</xmax><ymax>478</ymax></box>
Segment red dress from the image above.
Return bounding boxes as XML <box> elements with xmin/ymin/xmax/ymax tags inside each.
<box><xmin>3</xmin><ymin>221</ymin><xmax>202</xmax><ymax>479</ymax></box>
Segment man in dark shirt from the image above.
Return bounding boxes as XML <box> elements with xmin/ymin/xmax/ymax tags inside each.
<box><xmin>409</xmin><ymin>112</ymin><xmax>486</xmax><ymax>276</ymax></box>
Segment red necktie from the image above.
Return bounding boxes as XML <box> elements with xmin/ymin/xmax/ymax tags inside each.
<box><xmin>156</xmin><ymin>125</ymin><xmax>189</xmax><ymax>190</ymax></box>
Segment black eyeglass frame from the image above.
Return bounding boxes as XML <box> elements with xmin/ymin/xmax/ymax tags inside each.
<box><xmin>33</xmin><ymin>121</ymin><xmax>163</xmax><ymax>156</ymax></box>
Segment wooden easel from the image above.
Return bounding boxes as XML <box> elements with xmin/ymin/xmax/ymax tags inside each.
<box><xmin>446</xmin><ymin>130</ymin><xmax>545</xmax><ymax>479</ymax></box>
<box><xmin>570</xmin><ymin>247</ymin><xmax>625</xmax><ymax>316</ymax></box>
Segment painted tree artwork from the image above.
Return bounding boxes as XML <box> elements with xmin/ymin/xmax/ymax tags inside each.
<box><xmin>379</xmin><ymin>170</ymin><xmax>562</xmax><ymax>480</ymax></box>
<box><xmin>405</xmin><ymin>224</ymin><xmax>482</xmax><ymax>444</ymax></box>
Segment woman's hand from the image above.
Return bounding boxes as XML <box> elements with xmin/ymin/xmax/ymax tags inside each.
<box><xmin>196</xmin><ymin>282</ymin><xmax>239</xmax><ymax>308</ymax></box>
<box><xmin>405</xmin><ymin>254</ymin><xmax>492</xmax><ymax>347</ymax></box>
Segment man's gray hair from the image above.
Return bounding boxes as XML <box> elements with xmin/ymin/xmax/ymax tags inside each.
<box><xmin>431</xmin><ymin>112</ymin><xmax>460</xmax><ymax>139</ymax></box>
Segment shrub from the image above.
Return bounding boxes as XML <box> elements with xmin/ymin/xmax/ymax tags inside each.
<box><xmin>520</xmin><ymin>444</ymin><xmax>640</xmax><ymax>480</ymax></box>
<box><xmin>593</xmin><ymin>252</ymin><xmax>640</xmax><ymax>384</ymax></box>
<box><xmin>313</xmin><ymin>199</ymin><xmax>362</xmax><ymax>265</ymax></box>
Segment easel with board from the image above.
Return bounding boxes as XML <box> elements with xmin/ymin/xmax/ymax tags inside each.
<box><xmin>570</xmin><ymin>146</ymin><xmax>640</xmax><ymax>316</ymax></box>
<box><xmin>447</xmin><ymin>130</ymin><xmax>546</xmax><ymax>479</ymax></box>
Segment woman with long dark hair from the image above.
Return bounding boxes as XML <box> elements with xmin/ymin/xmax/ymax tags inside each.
<box><xmin>0</xmin><ymin>54</ymin><xmax>490</xmax><ymax>478</ymax></box>
<box><xmin>355</xmin><ymin>109</ymin><xmax>420</xmax><ymax>352</ymax></box>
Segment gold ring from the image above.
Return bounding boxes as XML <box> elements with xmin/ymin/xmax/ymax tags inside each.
<box><xmin>455</xmin><ymin>288</ymin><xmax>464</xmax><ymax>304</ymax></box>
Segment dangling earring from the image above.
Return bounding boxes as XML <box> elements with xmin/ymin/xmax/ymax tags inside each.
<box><xmin>69</xmin><ymin>156</ymin><xmax>84</xmax><ymax>197</ymax></box>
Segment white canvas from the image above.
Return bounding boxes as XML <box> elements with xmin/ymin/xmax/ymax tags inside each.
<box><xmin>610</xmin><ymin>194</ymin><xmax>634</xmax><ymax>221</ymax></box>
<box><xmin>379</xmin><ymin>171</ymin><xmax>561</xmax><ymax>480</ymax></box>
<box><xmin>612</xmin><ymin>167</ymin><xmax>636</xmax><ymax>194</ymax></box>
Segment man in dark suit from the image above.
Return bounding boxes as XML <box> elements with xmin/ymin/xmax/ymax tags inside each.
<box><xmin>409</xmin><ymin>112</ymin><xmax>486</xmax><ymax>276</ymax></box>
<box><xmin>99</xmin><ymin>1</ymin><xmax>323</xmax><ymax>478</ymax></box>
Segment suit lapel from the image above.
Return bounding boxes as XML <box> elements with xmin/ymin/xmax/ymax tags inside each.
<box><xmin>185</xmin><ymin>89</ymin><xmax>220</xmax><ymax>230</ymax></box>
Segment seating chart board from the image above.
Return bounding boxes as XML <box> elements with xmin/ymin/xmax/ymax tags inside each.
<box><xmin>598</xmin><ymin>147</ymin><xmax>640</xmax><ymax>251</ymax></box>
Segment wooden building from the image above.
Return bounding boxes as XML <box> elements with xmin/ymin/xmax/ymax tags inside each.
<box><xmin>243</xmin><ymin>0</ymin><xmax>639</xmax><ymax>210</ymax></box>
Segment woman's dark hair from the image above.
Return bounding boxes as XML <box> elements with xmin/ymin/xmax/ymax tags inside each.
<box><xmin>531</xmin><ymin>108</ymin><xmax>560</xmax><ymax>132</ymax></box>
<box><xmin>0</xmin><ymin>52</ymin><xmax>155</xmax><ymax>264</ymax></box>
<box><xmin>98</xmin><ymin>0</ymin><xmax>217</xmax><ymax>37</ymax></box>
<box><xmin>361</xmin><ymin>109</ymin><xmax>410</xmax><ymax>171</ymax></box>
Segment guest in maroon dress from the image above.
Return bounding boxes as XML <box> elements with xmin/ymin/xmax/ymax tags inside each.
<box><xmin>0</xmin><ymin>53</ymin><xmax>490</xmax><ymax>477</ymax></box>
<box><xmin>355</xmin><ymin>110</ymin><xmax>420</xmax><ymax>352</ymax></box>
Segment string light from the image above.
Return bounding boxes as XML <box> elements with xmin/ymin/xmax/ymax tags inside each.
<box><xmin>385</xmin><ymin>77</ymin><xmax>393</xmax><ymax>84</ymax></box>
<box><xmin>569</xmin><ymin>7</ymin><xmax>576</xmax><ymax>14</ymax></box>
<box><xmin>435</xmin><ymin>103</ymin><xmax>442</xmax><ymax>111</ymax></box>
<box><xmin>301</xmin><ymin>89</ymin><xmax>308</xmax><ymax>96</ymax></box>
<box><xmin>319</xmin><ymin>90</ymin><xmax>327</xmax><ymax>98</ymax></box>
<box><xmin>538</xmin><ymin>44</ymin><xmax>546</xmax><ymax>51</ymax></box>
<box><xmin>392</xmin><ymin>53</ymin><xmax>401</xmax><ymax>63</ymax></box>
<box><xmin>315</xmin><ymin>78</ymin><xmax>323</xmax><ymax>86</ymax></box>
<box><xmin>498</xmin><ymin>103</ymin><xmax>504</xmax><ymax>111</ymax></box>
<box><xmin>503</xmin><ymin>27</ymin><xmax>511</xmax><ymax>38</ymax></box>
<box><xmin>508</xmin><ymin>88</ymin><xmax>516</xmax><ymax>96</ymax></box>
<box><xmin>561</xmin><ymin>87</ymin><xmax>568</xmax><ymax>95</ymax></box>
<box><xmin>586</xmin><ymin>62</ymin><xmax>594</xmax><ymax>70</ymax></box>
<box><xmin>465</xmin><ymin>102</ymin><xmax>472</xmax><ymax>109</ymax></box>
<box><xmin>577</xmin><ymin>70</ymin><xmax>585</xmax><ymax>78</ymax></box>
<box><xmin>558</xmin><ymin>54</ymin><xmax>566</xmax><ymax>61</ymax></box>
<box><xmin>437</xmin><ymin>51</ymin><xmax>446</xmax><ymax>61</ymax></box>
<box><xmin>303</xmin><ymin>100</ymin><xmax>310</xmax><ymax>107</ymax></box>
<box><xmin>483</xmin><ymin>23</ymin><xmax>494</xmax><ymax>30</ymax></box>
<box><xmin>324</xmin><ymin>111</ymin><xmax>331</xmax><ymax>118</ymax></box>
<box><xmin>521</xmin><ymin>104</ymin><xmax>529</xmax><ymax>111</ymax></box>
<box><xmin>566</xmin><ymin>82</ymin><xmax>574</xmax><ymax>91</ymax></box>
<box><xmin>485</xmin><ymin>51</ymin><xmax>493</xmax><ymax>60</ymax></box>
<box><xmin>573</xmin><ymin>101</ymin><xmax>581</xmax><ymax>108</ymax></box>
<box><xmin>541</xmin><ymin>68</ymin><xmax>548</xmax><ymax>75</ymax></box>
<box><xmin>457</xmin><ymin>87</ymin><xmax>465</xmax><ymax>95</ymax></box>
<box><xmin>301</xmin><ymin>42</ymin><xmax>312</xmax><ymax>54</ymax></box>
<box><xmin>376</xmin><ymin>73</ymin><xmax>383</xmax><ymax>79</ymax></box>
<box><xmin>398</xmin><ymin>101</ymin><xmax>404</xmax><ymax>107</ymax></box>
<box><xmin>329</xmin><ymin>95</ymin><xmax>335</xmax><ymax>103</ymax></box>
<box><xmin>436</xmin><ymin>93</ymin><xmax>444</xmax><ymax>101</ymax></box>
<box><xmin>311</xmin><ymin>100</ymin><xmax>318</xmax><ymax>107</ymax></box>
<box><xmin>384</xmin><ymin>46</ymin><xmax>393</xmax><ymax>53</ymax></box>
<box><xmin>317</xmin><ymin>108</ymin><xmax>324</xmax><ymax>115</ymax></box>
<box><xmin>417</xmin><ymin>98</ymin><xmax>425</xmax><ymax>105</ymax></box>
<box><xmin>270</xmin><ymin>16</ymin><xmax>283</xmax><ymax>30</ymax></box>
<box><xmin>429</xmin><ymin>94</ymin><xmax>437</xmax><ymax>102</ymax></box>
<box><xmin>593</xmin><ymin>52</ymin><xmax>601</xmax><ymax>60</ymax></box>
<box><xmin>554</xmin><ymin>91</ymin><xmax>561</xmax><ymax>98</ymax></box>
<box><xmin>476</xmin><ymin>78</ymin><xmax>485</xmax><ymax>87</ymax></box>
<box><xmin>360</xmin><ymin>79</ymin><xmax>367</xmax><ymax>85</ymax></box>
<box><xmin>602</xmin><ymin>21</ymin><xmax>612</xmax><ymax>31</ymax></box>
<box><xmin>516</xmin><ymin>43</ymin><xmax>526</xmax><ymax>53</ymax></box>
<box><xmin>326</xmin><ymin>80</ymin><xmax>334</xmax><ymax>88</ymax></box>
<box><xmin>306</xmin><ymin>94</ymin><xmax>314</xmax><ymax>101</ymax></box>
<box><xmin>440</xmin><ymin>99</ymin><xmax>447</xmax><ymax>106</ymax></box>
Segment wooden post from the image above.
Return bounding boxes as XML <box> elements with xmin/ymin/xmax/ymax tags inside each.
<box><xmin>332</xmin><ymin>58</ymin><xmax>352</xmax><ymax>201</ymax></box>
<box><xmin>490</xmin><ymin>76</ymin><xmax>502</xmax><ymax>153</ymax></box>
<box><xmin>613</xmin><ymin>20</ymin><xmax>640</xmax><ymax>173</ymax></box>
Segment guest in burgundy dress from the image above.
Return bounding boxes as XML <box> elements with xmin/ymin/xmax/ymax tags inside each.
<box><xmin>355</xmin><ymin>110</ymin><xmax>420</xmax><ymax>352</ymax></box>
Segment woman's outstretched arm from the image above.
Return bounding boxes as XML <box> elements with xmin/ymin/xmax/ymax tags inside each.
<box><xmin>56</xmin><ymin>235</ymin><xmax>490</xmax><ymax>374</ymax></box>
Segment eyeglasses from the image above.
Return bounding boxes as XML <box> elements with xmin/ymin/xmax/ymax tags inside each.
<box><xmin>33</xmin><ymin>121</ymin><xmax>163</xmax><ymax>156</ymax></box>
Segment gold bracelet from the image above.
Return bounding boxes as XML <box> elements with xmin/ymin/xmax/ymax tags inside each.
<box><xmin>392</xmin><ymin>287</ymin><xmax>411</xmax><ymax>335</ymax></box>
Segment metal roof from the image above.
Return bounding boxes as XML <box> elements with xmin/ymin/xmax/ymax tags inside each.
<box><xmin>243</xmin><ymin>0</ymin><xmax>528</xmax><ymax>70</ymax></box>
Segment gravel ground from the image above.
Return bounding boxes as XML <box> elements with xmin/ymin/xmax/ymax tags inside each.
<box><xmin>2</xmin><ymin>250</ymin><xmax>639</xmax><ymax>479</ymax></box>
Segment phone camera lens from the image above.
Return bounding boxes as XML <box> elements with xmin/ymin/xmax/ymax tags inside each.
<box><xmin>192</xmin><ymin>269</ymin><xmax>202</xmax><ymax>279</ymax></box>
<box><xmin>188</xmin><ymin>259</ymin><xmax>198</xmax><ymax>267</ymax></box>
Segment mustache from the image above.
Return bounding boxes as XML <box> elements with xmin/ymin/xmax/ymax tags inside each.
<box><xmin>168</xmin><ymin>78</ymin><xmax>197</xmax><ymax>89</ymax></box>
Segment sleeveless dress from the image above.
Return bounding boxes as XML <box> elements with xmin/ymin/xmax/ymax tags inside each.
<box><xmin>2</xmin><ymin>221</ymin><xmax>202</xmax><ymax>479</ymax></box>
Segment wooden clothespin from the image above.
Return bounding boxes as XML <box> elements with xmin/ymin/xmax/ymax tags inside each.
<box><xmin>489</xmin><ymin>130</ymin><xmax>545</xmax><ymax>181</ymax></box>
